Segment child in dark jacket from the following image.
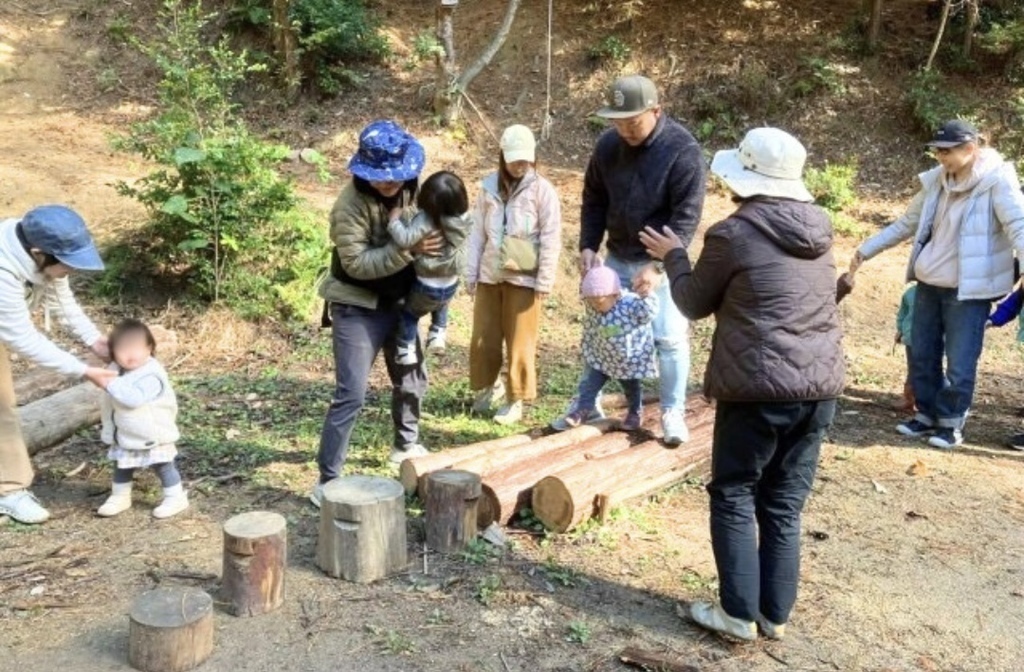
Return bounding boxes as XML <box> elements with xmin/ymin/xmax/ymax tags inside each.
<box><xmin>893</xmin><ymin>283</ymin><xmax>917</xmax><ymax>411</ymax></box>
<box><xmin>388</xmin><ymin>171</ymin><xmax>473</xmax><ymax>365</ymax></box>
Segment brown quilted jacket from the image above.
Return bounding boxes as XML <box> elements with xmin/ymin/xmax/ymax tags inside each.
<box><xmin>664</xmin><ymin>198</ymin><xmax>845</xmax><ymax>402</ymax></box>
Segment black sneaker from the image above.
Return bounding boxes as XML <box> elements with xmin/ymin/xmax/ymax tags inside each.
<box><xmin>1007</xmin><ymin>433</ymin><xmax>1024</xmax><ymax>451</ymax></box>
<box><xmin>928</xmin><ymin>428</ymin><xmax>963</xmax><ymax>450</ymax></box>
<box><xmin>897</xmin><ymin>419</ymin><xmax>935</xmax><ymax>437</ymax></box>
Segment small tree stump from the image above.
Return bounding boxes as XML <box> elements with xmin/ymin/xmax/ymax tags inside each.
<box><xmin>316</xmin><ymin>475</ymin><xmax>407</xmax><ymax>583</ymax></box>
<box><xmin>425</xmin><ymin>470</ymin><xmax>481</xmax><ymax>553</ymax></box>
<box><xmin>221</xmin><ymin>511</ymin><xmax>286</xmax><ymax>617</ymax></box>
<box><xmin>128</xmin><ymin>587</ymin><xmax>213</xmax><ymax>672</ymax></box>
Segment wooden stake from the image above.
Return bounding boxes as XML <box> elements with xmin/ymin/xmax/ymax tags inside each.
<box><xmin>425</xmin><ymin>470</ymin><xmax>481</xmax><ymax>553</ymax></box>
<box><xmin>316</xmin><ymin>476</ymin><xmax>407</xmax><ymax>583</ymax></box>
<box><xmin>221</xmin><ymin>511</ymin><xmax>287</xmax><ymax>617</ymax></box>
<box><xmin>128</xmin><ymin>587</ymin><xmax>213</xmax><ymax>672</ymax></box>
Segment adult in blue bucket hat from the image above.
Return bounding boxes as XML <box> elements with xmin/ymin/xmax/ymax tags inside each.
<box><xmin>311</xmin><ymin>120</ymin><xmax>442</xmax><ymax>508</ymax></box>
<box><xmin>0</xmin><ymin>205</ymin><xmax>117</xmax><ymax>524</ymax></box>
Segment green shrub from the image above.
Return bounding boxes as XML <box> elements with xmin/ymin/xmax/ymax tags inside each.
<box><xmin>290</xmin><ymin>0</ymin><xmax>390</xmax><ymax>92</ymax></box>
<box><xmin>792</xmin><ymin>57</ymin><xmax>846</xmax><ymax>97</ymax></box>
<box><xmin>906</xmin><ymin>69</ymin><xmax>974</xmax><ymax>135</ymax></box>
<box><xmin>805</xmin><ymin>162</ymin><xmax>863</xmax><ymax>238</ymax></box>
<box><xmin>588</xmin><ymin>36</ymin><xmax>631</xmax><ymax>65</ymax></box>
<box><xmin>112</xmin><ymin>0</ymin><xmax>325</xmax><ymax>321</ymax></box>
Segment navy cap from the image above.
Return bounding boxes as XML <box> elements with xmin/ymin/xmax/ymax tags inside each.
<box><xmin>20</xmin><ymin>205</ymin><xmax>104</xmax><ymax>272</ymax></box>
<box><xmin>927</xmin><ymin>119</ymin><xmax>979</xmax><ymax>148</ymax></box>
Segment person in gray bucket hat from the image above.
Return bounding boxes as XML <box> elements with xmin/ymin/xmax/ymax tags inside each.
<box><xmin>0</xmin><ymin>205</ymin><xmax>117</xmax><ymax>524</ymax></box>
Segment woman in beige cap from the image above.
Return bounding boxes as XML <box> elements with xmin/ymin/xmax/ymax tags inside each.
<box><xmin>466</xmin><ymin>125</ymin><xmax>562</xmax><ymax>424</ymax></box>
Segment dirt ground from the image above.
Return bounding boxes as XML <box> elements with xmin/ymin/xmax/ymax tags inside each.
<box><xmin>2</xmin><ymin>1</ymin><xmax>1024</xmax><ymax>671</ymax></box>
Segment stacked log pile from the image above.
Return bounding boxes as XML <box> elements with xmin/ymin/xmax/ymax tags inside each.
<box><xmin>402</xmin><ymin>396</ymin><xmax>714</xmax><ymax>532</ymax></box>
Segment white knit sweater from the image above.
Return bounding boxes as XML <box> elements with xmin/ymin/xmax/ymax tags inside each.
<box><xmin>0</xmin><ymin>218</ymin><xmax>101</xmax><ymax>377</ymax></box>
<box><xmin>100</xmin><ymin>358</ymin><xmax>180</xmax><ymax>450</ymax></box>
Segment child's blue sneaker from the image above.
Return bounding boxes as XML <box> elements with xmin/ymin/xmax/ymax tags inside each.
<box><xmin>928</xmin><ymin>428</ymin><xmax>963</xmax><ymax>450</ymax></box>
<box><xmin>896</xmin><ymin>418</ymin><xmax>935</xmax><ymax>438</ymax></box>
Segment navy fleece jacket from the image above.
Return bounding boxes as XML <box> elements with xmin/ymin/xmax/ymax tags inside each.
<box><xmin>580</xmin><ymin>114</ymin><xmax>706</xmax><ymax>262</ymax></box>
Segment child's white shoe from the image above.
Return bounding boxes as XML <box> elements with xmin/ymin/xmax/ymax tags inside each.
<box><xmin>689</xmin><ymin>602</ymin><xmax>757</xmax><ymax>641</ymax></box>
<box><xmin>97</xmin><ymin>483</ymin><xmax>132</xmax><ymax>517</ymax></box>
<box><xmin>153</xmin><ymin>485</ymin><xmax>189</xmax><ymax>519</ymax></box>
<box><xmin>493</xmin><ymin>400</ymin><xmax>523</xmax><ymax>425</ymax></box>
<box><xmin>395</xmin><ymin>343</ymin><xmax>418</xmax><ymax>366</ymax></box>
<box><xmin>425</xmin><ymin>327</ymin><xmax>446</xmax><ymax>354</ymax></box>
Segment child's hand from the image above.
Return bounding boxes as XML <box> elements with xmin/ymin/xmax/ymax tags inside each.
<box><xmin>849</xmin><ymin>252</ymin><xmax>864</xmax><ymax>274</ymax></box>
<box><xmin>388</xmin><ymin>207</ymin><xmax>404</xmax><ymax>222</ymax></box>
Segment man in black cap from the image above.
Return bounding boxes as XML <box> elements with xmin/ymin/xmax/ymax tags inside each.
<box><xmin>552</xmin><ymin>74</ymin><xmax>706</xmax><ymax>446</ymax></box>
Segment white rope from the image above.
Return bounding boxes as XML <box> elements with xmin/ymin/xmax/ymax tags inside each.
<box><xmin>540</xmin><ymin>0</ymin><xmax>554</xmax><ymax>141</ymax></box>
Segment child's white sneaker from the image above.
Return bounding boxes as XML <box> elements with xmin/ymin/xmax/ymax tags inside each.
<box><xmin>425</xmin><ymin>327</ymin><xmax>446</xmax><ymax>354</ymax></box>
<box><xmin>689</xmin><ymin>602</ymin><xmax>757</xmax><ymax>641</ymax></box>
<box><xmin>395</xmin><ymin>343</ymin><xmax>418</xmax><ymax>366</ymax></box>
<box><xmin>471</xmin><ymin>380</ymin><xmax>506</xmax><ymax>415</ymax></box>
<box><xmin>493</xmin><ymin>400</ymin><xmax>523</xmax><ymax>425</ymax></box>
<box><xmin>97</xmin><ymin>483</ymin><xmax>133</xmax><ymax>517</ymax></box>
<box><xmin>757</xmin><ymin>613</ymin><xmax>786</xmax><ymax>640</ymax></box>
<box><xmin>153</xmin><ymin>485</ymin><xmax>189</xmax><ymax>519</ymax></box>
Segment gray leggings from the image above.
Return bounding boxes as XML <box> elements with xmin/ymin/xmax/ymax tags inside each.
<box><xmin>114</xmin><ymin>461</ymin><xmax>181</xmax><ymax>488</ymax></box>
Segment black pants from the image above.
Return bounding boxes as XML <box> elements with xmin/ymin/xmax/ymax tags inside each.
<box><xmin>708</xmin><ymin>399</ymin><xmax>836</xmax><ymax>624</ymax></box>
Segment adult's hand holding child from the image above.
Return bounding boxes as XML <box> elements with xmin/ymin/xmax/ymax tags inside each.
<box><xmin>84</xmin><ymin>366</ymin><xmax>117</xmax><ymax>389</ymax></box>
<box><xmin>411</xmin><ymin>231</ymin><xmax>444</xmax><ymax>256</ymax></box>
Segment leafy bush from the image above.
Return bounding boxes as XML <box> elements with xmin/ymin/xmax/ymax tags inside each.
<box><xmin>805</xmin><ymin>162</ymin><xmax>862</xmax><ymax>238</ymax></box>
<box><xmin>906</xmin><ymin>69</ymin><xmax>974</xmax><ymax>135</ymax></box>
<box><xmin>588</xmin><ymin>36</ymin><xmax>631</xmax><ymax>65</ymax></box>
<box><xmin>290</xmin><ymin>0</ymin><xmax>390</xmax><ymax>92</ymax></box>
<box><xmin>112</xmin><ymin>0</ymin><xmax>325</xmax><ymax>321</ymax></box>
<box><xmin>792</xmin><ymin>57</ymin><xmax>847</xmax><ymax>97</ymax></box>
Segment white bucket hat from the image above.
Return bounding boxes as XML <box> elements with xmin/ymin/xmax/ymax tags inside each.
<box><xmin>500</xmin><ymin>125</ymin><xmax>536</xmax><ymax>163</ymax></box>
<box><xmin>710</xmin><ymin>128</ymin><xmax>813</xmax><ymax>202</ymax></box>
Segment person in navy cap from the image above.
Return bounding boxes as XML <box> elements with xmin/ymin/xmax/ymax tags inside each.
<box><xmin>311</xmin><ymin>120</ymin><xmax>443</xmax><ymax>508</ymax></box>
<box><xmin>851</xmin><ymin>119</ymin><xmax>1024</xmax><ymax>449</ymax></box>
<box><xmin>0</xmin><ymin>205</ymin><xmax>117</xmax><ymax>524</ymax></box>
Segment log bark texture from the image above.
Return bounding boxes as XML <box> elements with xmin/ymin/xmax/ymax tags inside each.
<box><xmin>316</xmin><ymin>475</ymin><xmax>407</xmax><ymax>583</ymax></box>
<box><xmin>128</xmin><ymin>587</ymin><xmax>214</xmax><ymax>672</ymax></box>
<box><xmin>425</xmin><ymin>470</ymin><xmax>481</xmax><ymax>553</ymax></box>
<box><xmin>399</xmin><ymin>433</ymin><xmax>533</xmax><ymax>494</ymax></box>
<box><xmin>22</xmin><ymin>383</ymin><xmax>101</xmax><ymax>456</ymax></box>
<box><xmin>221</xmin><ymin>511</ymin><xmax>287</xmax><ymax>617</ymax></box>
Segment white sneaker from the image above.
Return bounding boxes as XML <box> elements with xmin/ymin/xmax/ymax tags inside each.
<box><xmin>493</xmin><ymin>400</ymin><xmax>523</xmax><ymax>425</ymax></box>
<box><xmin>310</xmin><ymin>482</ymin><xmax>326</xmax><ymax>509</ymax></box>
<box><xmin>757</xmin><ymin>614</ymin><xmax>786</xmax><ymax>640</ymax></box>
<box><xmin>97</xmin><ymin>489</ymin><xmax>132</xmax><ymax>517</ymax></box>
<box><xmin>153</xmin><ymin>485</ymin><xmax>189</xmax><ymax>519</ymax></box>
<box><xmin>426</xmin><ymin>327</ymin><xmax>446</xmax><ymax>354</ymax></box>
<box><xmin>471</xmin><ymin>380</ymin><xmax>506</xmax><ymax>415</ymax></box>
<box><xmin>0</xmin><ymin>489</ymin><xmax>50</xmax><ymax>524</ymax></box>
<box><xmin>689</xmin><ymin>602</ymin><xmax>757</xmax><ymax>641</ymax></box>
<box><xmin>662</xmin><ymin>408</ymin><xmax>689</xmax><ymax>447</ymax></box>
<box><xmin>550</xmin><ymin>396</ymin><xmax>605</xmax><ymax>431</ymax></box>
<box><xmin>389</xmin><ymin>443</ymin><xmax>430</xmax><ymax>464</ymax></box>
<box><xmin>395</xmin><ymin>343</ymin><xmax>418</xmax><ymax>366</ymax></box>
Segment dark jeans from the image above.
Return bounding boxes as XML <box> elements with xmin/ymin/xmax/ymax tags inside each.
<box><xmin>431</xmin><ymin>304</ymin><xmax>449</xmax><ymax>330</ymax></box>
<box><xmin>318</xmin><ymin>303</ymin><xmax>428</xmax><ymax>482</ymax></box>
<box><xmin>399</xmin><ymin>280</ymin><xmax>458</xmax><ymax>346</ymax></box>
<box><xmin>577</xmin><ymin>367</ymin><xmax>642</xmax><ymax>414</ymax></box>
<box><xmin>910</xmin><ymin>283</ymin><xmax>989</xmax><ymax>430</ymax></box>
<box><xmin>708</xmin><ymin>399</ymin><xmax>836</xmax><ymax>624</ymax></box>
<box><xmin>114</xmin><ymin>462</ymin><xmax>180</xmax><ymax>487</ymax></box>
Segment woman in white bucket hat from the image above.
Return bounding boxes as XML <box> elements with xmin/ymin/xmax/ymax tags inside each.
<box><xmin>641</xmin><ymin>127</ymin><xmax>844</xmax><ymax>641</ymax></box>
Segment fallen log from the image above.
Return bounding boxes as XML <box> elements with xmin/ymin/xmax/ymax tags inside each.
<box><xmin>478</xmin><ymin>432</ymin><xmax>636</xmax><ymax>527</ymax></box>
<box><xmin>619</xmin><ymin>647</ymin><xmax>701</xmax><ymax>672</ymax></box>
<box><xmin>22</xmin><ymin>383</ymin><xmax>101</xmax><ymax>456</ymax></box>
<box><xmin>532</xmin><ymin>407</ymin><xmax>714</xmax><ymax>532</ymax></box>
<box><xmin>399</xmin><ymin>433</ymin><xmax>533</xmax><ymax>494</ymax></box>
<box><xmin>13</xmin><ymin>367</ymin><xmax>74</xmax><ymax>406</ymax></box>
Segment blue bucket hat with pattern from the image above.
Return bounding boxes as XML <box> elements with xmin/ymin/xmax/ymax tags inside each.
<box><xmin>348</xmin><ymin>120</ymin><xmax>426</xmax><ymax>182</ymax></box>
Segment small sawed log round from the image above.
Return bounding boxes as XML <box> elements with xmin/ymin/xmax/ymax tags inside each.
<box><xmin>128</xmin><ymin>586</ymin><xmax>214</xmax><ymax>672</ymax></box>
<box><xmin>221</xmin><ymin>510</ymin><xmax>287</xmax><ymax>617</ymax></box>
<box><xmin>425</xmin><ymin>470</ymin><xmax>482</xmax><ymax>553</ymax></box>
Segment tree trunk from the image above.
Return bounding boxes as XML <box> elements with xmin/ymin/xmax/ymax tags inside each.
<box><xmin>866</xmin><ymin>0</ymin><xmax>883</xmax><ymax>51</ymax></box>
<box><xmin>128</xmin><ymin>587</ymin><xmax>214</xmax><ymax>672</ymax></box>
<box><xmin>963</xmin><ymin>0</ymin><xmax>979</xmax><ymax>58</ymax></box>
<box><xmin>425</xmin><ymin>470</ymin><xmax>481</xmax><ymax>553</ymax></box>
<box><xmin>533</xmin><ymin>433</ymin><xmax>712</xmax><ymax>533</ymax></box>
<box><xmin>433</xmin><ymin>3</ymin><xmax>458</xmax><ymax>123</ymax></box>
<box><xmin>221</xmin><ymin>511</ymin><xmax>287</xmax><ymax>617</ymax></box>
<box><xmin>478</xmin><ymin>432</ymin><xmax>636</xmax><ymax>527</ymax></box>
<box><xmin>455</xmin><ymin>0</ymin><xmax>522</xmax><ymax>92</ymax></box>
<box><xmin>21</xmin><ymin>383</ymin><xmax>101</xmax><ymax>456</ymax></box>
<box><xmin>399</xmin><ymin>433</ymin><xmax>534</xmax><ymax>494</ymax></box>
<box><xmin>925</xmin><ymin>0</ymin><xmax>953</xmax><ymax>71</ymax></box>
<box><xmin>272</xmin><ymin>0</ymin><xmax>299</xmax><ymax>97</ymax></box>
<box><xmin>316</xmin><ymin>475</ymin><xmax>407</xmax><ymax>583</ymax></box>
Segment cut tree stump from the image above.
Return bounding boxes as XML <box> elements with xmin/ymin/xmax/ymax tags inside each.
<box><xmin>399</xmin><ymin>433</ymin><xmax>533</xmax><ymax>494</ymax></box>
<box><xmin>22</xmin><ymin>383</ymin><xmax>101</xmax><ymax>456</ymax></box>
<box><xmin>316</xmin><ymin>475</ymin><xmax>407</xmax><ymax>583</ymax></box>
<box><xmin>477</xmin><ymin>432</ymin><xmax>636</xmax><ymax>527</ymax></box>
<box><xmin>128</xmin><ymin>586</ymin><xmax>214</xmax><ymax>672</ymax></box>
<box><xmin>221</xmin><ymin>511</ymin><xmax>287</xmax><ymax>617</ymax></box>
<box><xmin>425</xmin><ymin>470</ymin><xmax>481</xmax><ymax>553</ymax></box>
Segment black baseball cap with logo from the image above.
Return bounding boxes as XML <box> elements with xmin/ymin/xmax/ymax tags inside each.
<box><xmin>927</xmin><ymin>119</ymin><xmax>979</xmax><ymax>148</ymax></box>
<box><xmin>596</xmin><ymin>75</ymin><xmax>659</xmax><ymax>119</ymax></box>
